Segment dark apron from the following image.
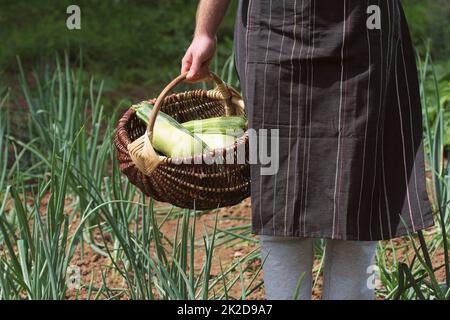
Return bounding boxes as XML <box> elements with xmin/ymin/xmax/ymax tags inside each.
<box><xmin>233</xmin><ymin>0</ymin><xmax>434</xmax><ymax>240</ymax></box>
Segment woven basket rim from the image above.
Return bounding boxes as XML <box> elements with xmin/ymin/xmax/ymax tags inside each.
<box><xmin>113</xmin><ymin>87</ymin><xmax>251</xmax><ymax>209</ymax></box>
<box><xmin>118</xmin><ymin>89</ymin><xmax>249</xmax><ymax>166</ymax></box>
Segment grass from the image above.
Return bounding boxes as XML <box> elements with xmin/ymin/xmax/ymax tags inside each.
<box><xmin>0</xmin><ymin>52</ymin><xmax>262</xmax><ymax>300</ymax></box>
<box><xmin>0</xmin><ymin>0</ymin><xmax>238</xmax><ymax>87</ymax></box>
<box><xmin>373</xmin><ymin>46</ymin><xmax>450</xmax><ymax>300</ymax></box>
<box><xmin>0</xmin><ymin>46</ymin><xmax>449</xmax><ymax>299</ymax></box>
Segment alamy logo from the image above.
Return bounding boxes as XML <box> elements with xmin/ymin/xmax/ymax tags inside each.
<box><xmin>367</xmin><ymin>5</ymin><xmax>381</xmax><ymax>30</ymax></box>
<box><xmin>366</xmin><ymin>264</ymin><xmax>379</xmax><ymax>290</ymax></box>
<box><xmin>66</xmin><ymin>265</ymin><xmax>81</xmax><ymax>290</ymax></box>
<box><xmin>66</xmin><ymin>5</ymin><xmax>81</xmax><ymax>30</ymax></box>
<box><xmin>168</xmin><ymin>128</ymin><xmax>280</xmax><ymax>176</ymax></box>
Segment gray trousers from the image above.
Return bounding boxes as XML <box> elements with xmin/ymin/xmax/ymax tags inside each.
<box><xmin>260</xmin><ymin>236</ymin><xmax>378</xmax><ymax>300</ymax></box>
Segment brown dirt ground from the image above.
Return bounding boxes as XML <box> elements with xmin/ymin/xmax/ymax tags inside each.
<box><xmin>3</xmin><ymin>74</ymin><xmax>446</xmax><ymax>300</ymax></box>
<box><xmin>65</xmin><ymin>197</ymin><xmax>445</xmax><ymax>300</ymax></box>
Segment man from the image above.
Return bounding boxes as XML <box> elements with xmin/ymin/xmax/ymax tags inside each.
<box><xmin>181</xmin><ymin>0</ymin><xmax>433</xmax><ymax>300</ymax></box>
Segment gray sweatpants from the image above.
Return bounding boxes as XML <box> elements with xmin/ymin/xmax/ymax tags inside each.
<box><xmin>260</xmin><ymin>236</ymin><xmax>378</xmax><ymax>300</ymax></box>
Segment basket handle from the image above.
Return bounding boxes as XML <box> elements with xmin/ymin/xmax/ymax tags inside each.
<box><xmin>146</xmin><ymin>72</ymin><xmax>235</xmax><ymax>140</ymax></box>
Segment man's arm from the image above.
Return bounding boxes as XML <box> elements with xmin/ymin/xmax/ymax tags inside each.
<box><xmin>181</xmin><ymin>0</ymin><xmax>231</xmax><ymax>81</ymax></box>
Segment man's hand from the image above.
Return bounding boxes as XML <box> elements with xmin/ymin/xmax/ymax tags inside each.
<box><xmin>181</xmin><ymin>0</ymin><xmax>230</xmax><ymax>82</ymax></box>
<box><xmin>181</xmin><ymin>35</ymin><xmax>216</xmax><ymax>81</ymax></box>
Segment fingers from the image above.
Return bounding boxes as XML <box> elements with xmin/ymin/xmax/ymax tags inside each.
<box><xmin>182</xmin><ymin>50</ymin><xmax>208</xmax><ymax>82</ymax></box>
<box><xmin>186</xmin><ymin>54</ymin><xmax>209</xmax><ymax>81</ymax></box>
<box><xmin>181</xmin><ymin>36</ymin><xmax>216</xmax><ymax>82</ymax></box>
<box><xmin>181</xmin><ymin>50</ymin><xmax>192</xmax><ymax>74</ymax></box>
<box><xmin>187</xmin><ymin>54</ymin><xmax>201</xmax><ymax>79</ymax></box>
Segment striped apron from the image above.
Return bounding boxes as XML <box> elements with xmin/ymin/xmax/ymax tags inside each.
<box><xmin>233</xmin><ymin>0</ymin><xmax>435</xmax><ymax>240</ymax></box>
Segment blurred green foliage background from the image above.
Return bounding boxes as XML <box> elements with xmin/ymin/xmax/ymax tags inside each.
<box><xmin>0</xmin><ymin>0</ymin><xmax>237</xmax><ymax>87</ymax></box>
<box><xmin>0</xmin><ymin>0</ymin><xmax>448</xmax><ymax>87</ymax></box>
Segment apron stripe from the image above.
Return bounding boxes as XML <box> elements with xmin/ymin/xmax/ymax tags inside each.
<box><xmin>284</xmin><ymin>0</ymin><xmax>298</xmax><ymax>235</ymax></box>
<box><xmin>357</xmin><ymin>0</ymin><xmax>373</xmax><ymax>239</ymax></box>
<box><xmin>301</xmin><ymin>0</ymin><xmax>313</xmax><ymax>235</ymax></box>
<box><xmin>302</xmin><ymin>0</ymin><xmax>316</xmax><ymax>235</ymax></box>
<box><xmin>273</xmin><ymin>0</ymin><xmax>286</xmax><ymax>231</ymax></box>
<box><xmin>300</xmin><ymin>1</ymin><xmax>309</xmax><ymax>234</ymax></box>
<box><xmin>394</xmin><ymin>39</ymin><xmax>416</xmax><ymax>232</ymax></box>
<box><xmin>378</xmin><ymin>0</ymin><xmax>391</xmax><ymax>241</ymax></box>
<box><xmin>244</xmin><ymin>0</ymin><xmax>262</xmax><ymax>233</ymax></box>
<box><xmin>368</xmin><ymin>0</ymin><xmax>385</xmax><ymax>241</ymax></box>
<box><xmin>400</xmin><ymin>40</ymin><xmax>425</xmax><ymax>228</ymax></box>
<box><xmin>259</xmin><ymin>0</ymin><xmax>273</xmax><ymax>234</ymax></box>
<box><xmin>293</xmin><ymin>0</ymin><xmax>306</xmax><ymax>234</ymax></box>
<box><xmin>381</xmin><ymin>0</ymin><xmax>395</xmax><ymax>239</ymax></box>
<box><xmin>244</xmin><ymin>0</ymin><xmax>253</xmax><ymax>86</ymax></box>
<box><xmin>332</xmin><ymin>0</ymin><xmax>347</xmax><ymax>239</ymax></box>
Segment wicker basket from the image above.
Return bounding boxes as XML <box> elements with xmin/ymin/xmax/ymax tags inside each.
<box><xmin>113</xmin><ymin>73</ymin><xmax>250</xmax><ymax>210</ymax></box>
